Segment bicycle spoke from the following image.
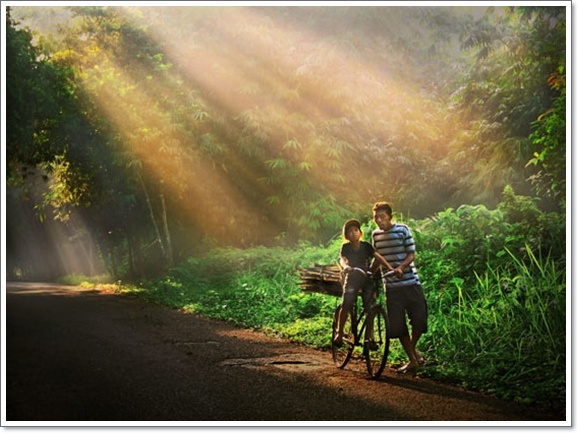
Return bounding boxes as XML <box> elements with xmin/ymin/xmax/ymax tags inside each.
<box><xmin>332</xmin><ymin>305</ymin><xmax>355</xmax><ymax>368</ymax></box>
<box><xmin>364</xmin><ymin>306</ymin><xmax>390</xmax><ymax>379</ymax></box>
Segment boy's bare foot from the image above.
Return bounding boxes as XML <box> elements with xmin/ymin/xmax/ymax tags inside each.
<box><xmin>396</xmin><ymin>360</ymin><xmax>419</xmax><ymax>373</ymax></box>
<box><xmin>333</xmin><ymin>335</ymin><xmax>343</xmax><ymax>347</ymax></box>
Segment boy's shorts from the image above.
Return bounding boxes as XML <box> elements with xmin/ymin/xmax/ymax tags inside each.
<box><xmin>341</xmin><ymin>271</ymin><xmax>375</xmax><ymax>313</ymax></box>
<box><xmin>386</xmin><ymin>284</ymin><xmax>428</xmax><ymax>338</ymax></box>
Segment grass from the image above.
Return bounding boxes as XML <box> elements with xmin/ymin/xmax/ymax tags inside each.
<box><xmin>421</xmin><ymin>247</ymin><xmax>566</xmax><ymax>407</ymax></box>
<box><xmin>56</xmin><ymin>274</ymin><xmax>116</xmax><ymax>286</ymax></box>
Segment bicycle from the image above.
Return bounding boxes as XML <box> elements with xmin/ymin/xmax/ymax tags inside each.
<box><xmin>331</xmin><ymin>267</ymin><xmax>395</xmax><ymax>379</ymax></box>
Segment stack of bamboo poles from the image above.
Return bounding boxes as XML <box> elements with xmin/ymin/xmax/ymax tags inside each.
<box><xmin>297</xmin><ymin>264</ymin><xmax>343</xmax><ymax>297</ymax></box>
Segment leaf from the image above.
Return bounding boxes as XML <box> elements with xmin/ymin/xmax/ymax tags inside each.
<box><xmin>325</xmin><ymin>146</ymin><xmax>341</xmax><ymax>158</ymax></box>
<box><xmin>283</xmin><ymin>139</ymin><xmax>302</xmax><ymax>150</ymax></box>
<box><xmin>298</xmin><ymin>161</ymin><xmax>313</xmax><ymax>171</ymax></box>
<box><xmin>266</xmin><ymin>195</ymin><xmax>281</xmax><ymax>205</ymax></box>
<box><xmin>193</xmin><ymin>110</ymin><xmax>209</xmax><ymax>121</ymax></box>
<box><xmin>266</xmin><ymin>158</ymin><xmax>288</xmax><ymax>169</ymax></box>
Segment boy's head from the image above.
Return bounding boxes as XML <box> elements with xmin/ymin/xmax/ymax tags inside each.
<box><xmin>342</xmin><ymin>219</ymin><xmax>362</xmax><ymax>239</ymax></box>
<box><xmin>372</xmin><ymin>201</ymin><xmax>393</xmax><ymax>217</ymax></box>
<box><xmin>372</xmin><ymin>201</ymin><xmax>393</xmax><ymax>231</ymax></box>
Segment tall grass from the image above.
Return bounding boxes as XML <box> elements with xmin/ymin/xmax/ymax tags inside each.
<box><xmin>423</xmin><ymin>246</ymin><xmax>566</xmax><ymax>406</ymax></box>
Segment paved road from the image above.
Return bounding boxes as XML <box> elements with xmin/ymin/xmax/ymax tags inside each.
<box><xmin>4</xmin><ymin>282</ymin><xmax>566</xmax><ymax>425</ymax></box>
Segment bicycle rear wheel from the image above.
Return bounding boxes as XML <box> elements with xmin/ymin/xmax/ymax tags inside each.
<box><xmin>332</xmin><ymin>304</ymin><xmax>356</xmax><ymax>368</ymax></box>
<box><xmin>364</xmin><ymin>305</ymin><xmax>390</xmax><ymax>379</ymax></box>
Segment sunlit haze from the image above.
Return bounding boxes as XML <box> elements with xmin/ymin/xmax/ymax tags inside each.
<box><xmin>4</xmin><ymin>3</ymin><xmax>515</xmax><ymax>277</ymax></box>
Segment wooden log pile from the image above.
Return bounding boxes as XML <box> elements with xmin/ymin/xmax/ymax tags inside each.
<box><xmin>297</xmin><ymin>264</ymin><xmax>343</xmax><ymax>297</ymax></box>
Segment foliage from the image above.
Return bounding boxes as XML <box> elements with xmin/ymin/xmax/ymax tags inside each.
<box><xmin>447</xmin><ymin>6</ymin><xmax>566</xmax><ymax>208</ymax></box>
<box><xmin>124</xmin><ymin>243</ymin><xmax>341</xmax><ymax>342</ymax></box>
<box><xmin>7</xmin><ymin>5</ymin><xmax>567</xmax><ymax>280</ymax></box>
<box><xmin>413</xmin><ymin>185</ymin><xmax>564</xmax><ymax>299</ymax></box>
<box><xmin>35</xmin><ymin>154</ymin><xmax>90</xmax><ymax>222</ymax></box>
<box><xmin>526</xmin><ymin>66</ymin><xmax>566</xmax><ymax>209</ymax></box>
<box><xmin>6</xmin><ymin>8</ymin><xmax>67</xmax><ymax>174</ymax></box>
<box><xmin>423</xmin><ymin>247</ymin><xmax>565</xmax><ymax>407</ymax></box>
<box><xmin>57</xmin><ymin>273</ymin><xmax>115</xmax><ymax>286</ymax></box>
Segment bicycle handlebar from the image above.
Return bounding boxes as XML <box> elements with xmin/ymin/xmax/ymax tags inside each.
<box><xmin>344</xmin><ymin>267</ymin><xmax>396</xmax><ymax>278</ymax></box>
<box><xmin>345</xmin><ymin>266</ymin><xmax>370</xmax><ymax>275</ymax></box>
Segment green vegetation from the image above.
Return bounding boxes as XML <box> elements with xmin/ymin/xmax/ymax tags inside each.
<box><xmin>119</xmin><ymin>242</ymin><xmax>341</xmax><ymax>345</ymax></box>
<box><xmin>7</xmin><ymin>6</ymin><xmax>566</xmax><ymax>280</ymax></box>
<box><xmin>57</xmin><ymin>274</ymin><xmax>115</xmax><ymax>286</ymax></box>
<box><xmin>108</xmin><ymin>194</ymin><xmax>565</xmax><ymax>411</ymax></box>
<box><xmin>6</xmin><ymin>4</ymin><xmax>566</xmax><ymax>416</ymax></box>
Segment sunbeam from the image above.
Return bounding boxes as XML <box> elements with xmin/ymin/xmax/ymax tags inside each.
<box><xmin>9</xmin><ymin>4</ymin><xmax>478</xmax><ymax>255</ymax></box>
<box><xmin>6</xmin><ymin>166</ymin><xmax>105</xmax><ymax>280</ymax></box>
<box><xmin>76</xmin><ymin>44</ymin><xmax>281</xmax><ymax>243</ymax></box>
<box><xmin>123</xmin><ymin>6</ymin><xmax>455</xmax><ymax>195</ymax></box>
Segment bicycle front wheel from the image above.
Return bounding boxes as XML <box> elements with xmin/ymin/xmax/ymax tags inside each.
<box><xmin>364</xmin><ymin>305</ymin><xmax>390</xmax><ymax>379</ymax></box>
<box><xmin>332</xmin><ymin>304</ymin><xmax>356</xmax><ymax>369</ymax></box>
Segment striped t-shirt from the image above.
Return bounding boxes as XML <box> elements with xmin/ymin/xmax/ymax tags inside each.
<box><xmin>372</xmin><ymin>223</ymin><xmax>421</xmax><ymax>289</ymax></box>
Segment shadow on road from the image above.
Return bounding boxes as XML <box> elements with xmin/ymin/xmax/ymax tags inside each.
<box><xmin>5</xmin><ymin>282</ymin><xmax>566</xmax><ymax>424</ymax></box>
<box><xmin>5</xmin><ymin>283</ymin><xmax>409</xmax><ymax>422</ymax></box>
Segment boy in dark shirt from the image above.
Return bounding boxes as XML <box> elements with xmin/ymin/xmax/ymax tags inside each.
<box><xmin>334</xmin><ymin>219</ymin><xmax>393</xmax><ymax>348</ymax></box>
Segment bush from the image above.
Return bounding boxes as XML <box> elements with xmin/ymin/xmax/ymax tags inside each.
<box><xmin>137</xmin><ymin>242</ymin><xmax>340</xmax><ymax>332</ymax></box>
<box><xmin>422</xmin><ymin>247</ymin><xmax>565</xmax><ymax>407</ymax></box>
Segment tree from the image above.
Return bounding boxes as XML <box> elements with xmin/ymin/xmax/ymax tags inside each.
<box><xmin>447</xmin><ymin>6</ymin><xmax>566</xmax><ymax>208</ymax></box>
<box><xmin>7</xmin><ymin>5</ymin><xmax>567</xmax><ymax>281</ymax></box>
<box><xmin>6</xmin><ymin>7</ymin><xmax>68</xmax><ymax>175</ymax></box>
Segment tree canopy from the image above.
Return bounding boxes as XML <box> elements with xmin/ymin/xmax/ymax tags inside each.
<box><xmin>5</xmin><ymin>5</ymin><xmax>567</xmax><ymax>279</ymax></box>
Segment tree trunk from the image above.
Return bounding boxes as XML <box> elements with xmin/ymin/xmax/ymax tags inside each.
<box><xmin>138</xmin><ymin>172</ymin><xmax>168</xmax><ymax>265</ymax></box>
<box><xmin>159</xmin><ymin>192</ymin><xmax>174</xmax><ymax>268</ymax></box>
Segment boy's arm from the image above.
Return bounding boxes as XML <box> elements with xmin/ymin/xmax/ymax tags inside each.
<box><xmin>340</xmin><ymin>255</ymin><xmax>352</xmax><ymax>273</ymax></box>
<box><xmin>395</xmin><ymin>227</ymin><xmax>416</xmax><ymax>276</ymax></box>
<box><xmin>369</xmin><ymin>251</ymin><xmax>394</xmax><ymax>274</ymax></box>
<box><xmin>338</xmin><ymin>243</ymin><xmax>349</xmax><ymax>272</ymax></box>
<box><xmin>397</xmin><ymin>251</ymin><xmax>415</xmax><ymax>273</ymax></box>
<box><xmin>388</xmin><ymin>251</ymin><xmax>415</xmax><ymax>278</ymax></box>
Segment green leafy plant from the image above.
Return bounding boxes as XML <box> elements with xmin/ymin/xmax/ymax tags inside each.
<box><xmin>422</xmin><ymin>246</ymin><xmax>565</xmax><ymax>407</ymax></box>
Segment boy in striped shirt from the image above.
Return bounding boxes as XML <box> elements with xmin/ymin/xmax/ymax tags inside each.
<box><xmin>371</xmin><ymin>201</ymin><xmax>428</xmax><ymax>373</ymax></box>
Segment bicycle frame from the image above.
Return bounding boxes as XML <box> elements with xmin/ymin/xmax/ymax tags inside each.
<box><xmin>331</xmin><ymin>268</ymin><xmax>395</xmax><ymax>379</ymax></box>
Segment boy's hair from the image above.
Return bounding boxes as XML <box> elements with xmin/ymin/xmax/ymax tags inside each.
<box><xmin>342</xmin><ymin>219</ymin><xmax>362</xmax><ymax>238</ymax></box>
<box><xmin>372</xmin><ymin>201</ymin><xmax>393</xmax><ymax>217</ymax></box>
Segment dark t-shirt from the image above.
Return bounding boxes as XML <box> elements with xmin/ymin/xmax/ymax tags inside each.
<box><xmin>339</xmin><ymin>241</ymin><xmax>375</xmax><ymax>270</ymax></box>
